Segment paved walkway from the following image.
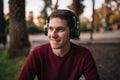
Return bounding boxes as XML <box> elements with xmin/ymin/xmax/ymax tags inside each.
<box><xmin>29</xmin><ymin>30</ymin><xmax>120</xmax><ymax>48</ymax></box>
<box><xmin>2</xmin><ymin>30</ymin><xmax>119</xmax><ymax>48</ymax></box>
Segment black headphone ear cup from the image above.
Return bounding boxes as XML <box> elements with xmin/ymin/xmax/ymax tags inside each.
<box><xmin>70</xmin><ymin>27</ymin><xmax>80</xmax><ymax>39</ymax></box>
<box><xmin>44</xmin><ymin>27</ymin><xmax>48</xmax><ymax>36</ymax></box>
<box><xmin>44</xmin><ymin>16</ymin><xmax>49</xmax><ymax>36</ymax></box>
<box><xmin>75</xmin><ymin>28</ymin><xmax>80</xmax><ymax>38</ymax></box>
<box><xmin>70</xmin><ymin>27</ymin><xmax>75</xmax><ymax>39</ymax></box>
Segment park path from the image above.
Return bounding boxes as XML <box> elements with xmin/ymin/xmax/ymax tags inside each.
<box><xmin>2</xmin><ymin>30</ymin><xmax>119</xmax><ymax>49</ymax></box>
<box><xmin>29</xmin><ymin>30</ymin><xmax>120</xmax><ymax>48</ymax></box>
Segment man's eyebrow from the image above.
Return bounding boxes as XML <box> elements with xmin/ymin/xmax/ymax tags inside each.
<box><xmin>49</xmin><ymin>25</ymin><xmax>66</xmax><ymax>28</ymax></box>
<box><xmin>57</xmin><ymin>26</ymin><xmax>65</xmax><ymax>28</ymax></box>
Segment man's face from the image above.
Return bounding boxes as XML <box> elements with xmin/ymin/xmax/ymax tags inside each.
<box><xmin>48</xmin><ymin>18</ymin><xmax>70</xmax><ymax>49</ymax></box>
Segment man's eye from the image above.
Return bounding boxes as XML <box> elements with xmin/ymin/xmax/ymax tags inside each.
<box><xmin>57</xmin><ymin>28</ymin><xmax>65</xmax><ymax>31</ymax></box>
<box><xmin>48</xmin><ymin>27</ymin><xmax>53</xmax><ymax>31</ymax></box>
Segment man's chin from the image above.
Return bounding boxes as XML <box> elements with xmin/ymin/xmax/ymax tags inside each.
<box><xmin>51</xmin><ymin>45</ymin><xmax>59</xmax><ymax>49</ymax></box>
<box><xmin>50</xmin><ymin>44</ymin><xmax>61</xmax><ymax>49</ymax></box>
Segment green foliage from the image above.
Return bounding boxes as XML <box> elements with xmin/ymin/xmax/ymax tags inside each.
<box><xmin>80</xmin><ymin>22</ymin><xmax>91</xmax><ymax>32</ymax></box>
<box><xmin>27</xmin><ymin>26</ymin><xmax>44</xmax><ymax>34</ymax></box>
<box><xmin>80</xmin><ymin>25</ymin><xmax>91</xmax><ymax>32</ymax></box>
<box><xmin>0</xmin><ymin>49</ymin><xmax>26</xmax><ymax>80</ymax></box>
<box><xmin>113</xmin><ymin>16</ymin><xmax>120</xmax><ymax>24</ymax></box>
<box><xmin>4</xmin><ymin>17</ymin><xmax>9</xmax><ymax>34</ymax></box>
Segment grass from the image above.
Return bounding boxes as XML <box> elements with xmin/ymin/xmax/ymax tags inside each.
<box><xmin>0</xmin><ymin>49</ymin><xmax>26</xmax><ymax>80</ymax></box>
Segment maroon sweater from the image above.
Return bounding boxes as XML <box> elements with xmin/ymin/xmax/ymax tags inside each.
<box><xmin>18</xmin><ymin>42</ymin><xmax>100</xmax><ymax>80</ymax></box>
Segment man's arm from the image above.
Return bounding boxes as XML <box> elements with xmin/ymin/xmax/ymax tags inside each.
<box><xmin>83</xmin><ymin>52</ymin><xmax>100</xmax><ymax>80</ymax></box>
<box><xmin>18</xmin><ymin>51</ymin><xmax>38</xmax><ymax>80</ymax></box>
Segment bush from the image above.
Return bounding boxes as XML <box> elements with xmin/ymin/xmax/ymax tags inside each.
<box><xmin>27</xmin><ymin>26</ymin><xmax>44</xmax><ymax>34</ymax></box>
<box><xmin>80</xmin><ymin>25</ymin><xmax>91</xmax><ymax>32</ymax></box>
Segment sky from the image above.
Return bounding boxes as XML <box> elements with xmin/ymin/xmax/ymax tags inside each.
<box><xmin>4</xmin><ymin>0</ymin><xmax>105</xmax><ymax>19</ymax></box>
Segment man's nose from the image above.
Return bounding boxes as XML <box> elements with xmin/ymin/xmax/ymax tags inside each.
<box><xmin>51</xmin><ymin>30</ymin><xmax>58</xmax><ymax>38</ymax></box>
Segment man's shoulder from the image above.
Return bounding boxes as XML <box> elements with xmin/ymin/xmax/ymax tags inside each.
<box><xmin>71</xmin><ymin>42</ymin><xmax>91</xmax><ymax>56</ymax></box>
<box><xmin>71</xmin><ymin>42</ymin><xmax>89</xmax><ymax>51</ymax></box>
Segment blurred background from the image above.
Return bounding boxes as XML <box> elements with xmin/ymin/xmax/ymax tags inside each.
<box><xmin>0</xmin><ymin>0</ymin><xmax>120</xmax><ymax>80</ymax></box>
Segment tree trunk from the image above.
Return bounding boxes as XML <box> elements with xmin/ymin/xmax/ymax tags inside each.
<box><xmin>73</xmin><ymin>0</ymin><xmax>80</xmax><ymax>16</ymax></box>
<box><xmin>90</xmin><ymin>0</ymin><xmax>95</xmax><ymax>40</ymax></box>
<box><xmin>8</xmin><ymin>0</ymin><xmax>30</xmax><ymax>58</ymax></box>
<box><xmin>0</xmin><ymin>0</ymin><xmax>7</xmax><ymax>47</ymax></box>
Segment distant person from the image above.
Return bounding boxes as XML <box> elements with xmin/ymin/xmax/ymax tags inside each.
<box><xmin>18</xmin><ymin>9</ymin><xmax>100</xmax><ymax>80</ymax></box>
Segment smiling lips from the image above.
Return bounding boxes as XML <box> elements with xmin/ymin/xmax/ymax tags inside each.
<box><xmin>50</xmin><ymin>39</ymin><xmax>60</xmax><ymax>44</ymax></box>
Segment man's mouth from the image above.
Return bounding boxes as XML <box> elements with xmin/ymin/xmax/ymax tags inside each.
<box><xmin>51</xmin><ymin>39</ymin><xmax>60</xmax><ymax>43</ymax></box>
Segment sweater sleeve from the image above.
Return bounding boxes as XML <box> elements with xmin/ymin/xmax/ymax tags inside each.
<box><xmin>83</xmin><ymin>50</ymin><xmax>100</xmax><ymax>80</ymax></box>
<box><xmin>18</xmin><ymin>49</ymin><xmax>39</xmax><ymax>80</ymax></box>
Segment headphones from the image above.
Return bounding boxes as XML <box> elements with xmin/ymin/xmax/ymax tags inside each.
<box><xmin>44</xmin><ymin>10</ymin><xmax>80</xmax><ymax>39</ymax></box>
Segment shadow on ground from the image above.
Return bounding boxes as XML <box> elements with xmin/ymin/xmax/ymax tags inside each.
<box><xmin>81</xmin><ymin>43</ymin><xmax>120</xmax><ymax>80</ymax></box>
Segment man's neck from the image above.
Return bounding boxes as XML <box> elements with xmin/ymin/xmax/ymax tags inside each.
<box><xmin>52</xmin><ymin>42</ymin><xmax>71</xmax><ymax>57</ymax></box>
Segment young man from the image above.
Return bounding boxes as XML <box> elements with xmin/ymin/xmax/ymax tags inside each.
<box><xmin>18</xmin><ymin>9</ymin><xmax>100</xmax><ymax>80</ymax></box>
